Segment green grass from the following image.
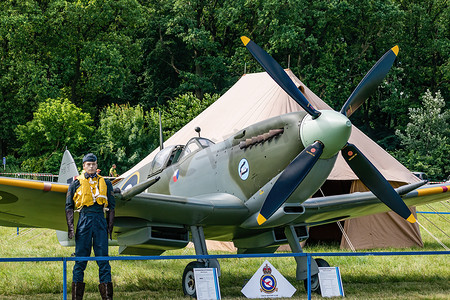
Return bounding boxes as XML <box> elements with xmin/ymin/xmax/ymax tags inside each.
<box><xmin>0</xmin><ymin>203</ymin><xmax>448</xmax><ymax>299</ymax></box>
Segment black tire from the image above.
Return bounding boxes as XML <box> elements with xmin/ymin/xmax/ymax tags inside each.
<box><xmin>182</xmin><ymin>261</ymin><xmax>206</xmax><ymax>297</ymax></box>
<box><xmin>303</xmin><ymin>258</ymin><xmax>330</xmax><ymax>294</ymax></box>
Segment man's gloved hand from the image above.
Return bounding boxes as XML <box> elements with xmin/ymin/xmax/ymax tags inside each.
<box><xmin>65</xmin><ymin>209</ymin><xmax>74</xmax><ymax>239</ymax></box>
<box><xmin>106</xmin><ymin>209</ymin><xmax>115</xmax><ymax>240</ymax></box>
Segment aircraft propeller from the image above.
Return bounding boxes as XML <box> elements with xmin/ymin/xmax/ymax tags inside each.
<box><xmin>340</xmin><ymin>46</ymin><xmax>399</xmax><ymax>118</ymax></box>
<box><xmin>341</xmin><ymin>144</ymin><xmax>416</xmax><ymax>222</ymax></box>
<box><xmin>241</xmin><ymin>36</ymin><xmax>321</xmax><ymax>119</ymax></box>
<box><xmin>257</xmin><ymin>141</ymin><xmax>324</xmax><ymax>225</ymax></box>
<box><xmin>241</xmin><ymin>36</ymin><xmax>416</xmax><ymax>225</ymax></box>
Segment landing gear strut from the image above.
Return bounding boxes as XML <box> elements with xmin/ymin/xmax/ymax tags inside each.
<box><xmin>284</xmin><ymin>225</ymin><xmax>330</xmax><ymax>294</ymax></box>
<box><xmin>182</xmin><ymin>226</ymin><xmax>221</xmax><ymax>297</ymax></box>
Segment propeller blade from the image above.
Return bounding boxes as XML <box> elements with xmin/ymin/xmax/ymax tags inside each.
<box><xmin>241</xmin><ymin>36</ymin><xmax>321</xmax><ymax>119</ymax></box>
<box><xmin>340</xmin><ymin>46</ymin><xmax>399</xmax><ymax>117</ymax></box>
<box><xmin>341</xmin><ymin>143</ymin><xmax>416</xmax><ymax>223</ymax></box>
<box><xmin>257</xmin><ymin>141</ymin><xmax>324</xmax><ymax>225</ymax></box>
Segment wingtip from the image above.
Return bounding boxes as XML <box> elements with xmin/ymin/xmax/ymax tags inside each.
<box><xmin>406</xmin><ymin>214</ymin><xmax>416</xmax><ymax>223</ymax></box>
<box><xmin>257</xmin><ymin>213</ymin><xmax>267</xmax><ymax>225</ymax></box>
<box><xmin>391</xmin><ymin>45</ymin><xmax>399</xmax><ymax>56</ymax></box>
<box><xmin>241</xmin><ymin>36</ymin><xmax>250</xmax><ymax>46</ymax></box>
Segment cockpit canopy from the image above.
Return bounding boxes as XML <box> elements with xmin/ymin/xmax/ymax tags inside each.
<box><xmin>180</xmin><ymin>137</ymin><xmax>215</xmax><ymax>160</ymax></box>
<box><xmin>149</xmin><ymin>137</ymin><xmax>214</xmax><ymax>175</ymax></box>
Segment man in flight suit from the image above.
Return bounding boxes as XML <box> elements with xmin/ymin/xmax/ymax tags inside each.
<box><xmin>65</xmin><ymin>153</ymin><xmax>115</xmax><ymax>300</ymax></box>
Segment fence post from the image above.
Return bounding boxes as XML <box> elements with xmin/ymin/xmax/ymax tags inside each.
<box><xmin>63</xmin><ymin>258</ymin><xmax>67</xmax><ymax>300</ymax></box>
<box><xmin>307</xmin><ymin>254</ymin><xmax>311</xmax><ymax>300</ymax></box>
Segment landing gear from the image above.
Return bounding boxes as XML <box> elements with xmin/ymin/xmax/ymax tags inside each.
<box><xmin>284</xmin><ymin>225</ymin><xmax>331</xmax><ymax>294</ymax></box>
<box><xmin>284</xmin><ymin>226</ymin><xmax>319</xmax><ymax>281</ymax></box>
<box><xmin>303</xmin><ymin>258</ymin><xmax>330</xmax><ymax>294</ymax></box>
<box><xmin>182</xmin><ymin>261</ymin><xmax>206</xmax><ymax>297</ymax></box>
<box><xmin>182</xmin><ymin>226</ymin><xmax>221</xmax><ymax>297</ymax></box>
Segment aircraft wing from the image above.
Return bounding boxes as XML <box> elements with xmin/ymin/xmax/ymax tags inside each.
<box><xmin>0</xmin><ymin>176</ymin><xmax>248</xmax><ymax>231</ymax></box>
<box><xmin>297</xmin><ymin>183</ymin><xmax>450</xmax><ymax>226</ymax></box>
<box><xmin>0</xmin><ymin>177</ymin><xmax>69</xmax><ymax>230</ymax></box>
<box><xmin>116</xmin><ymin>191</ymin><xmax>249</xmax><ymax>226</ymax></box>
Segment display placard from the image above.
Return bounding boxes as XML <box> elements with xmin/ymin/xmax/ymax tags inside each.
<box><xmin>318</xmin><ymin>267</ymin><xmax>344</xmax><ymax>297</ymax></box>
<box><xmin>194</xmin><ymin>268</ymin><xmax>221</xmax><ymax>300</ymax></box>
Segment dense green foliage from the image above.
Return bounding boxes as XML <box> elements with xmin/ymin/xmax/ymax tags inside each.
<box><xmin>0</xmin><ymin>0</ymin><xmax>448</xmax><ymax>179</ymax></box>
<box><xmin>394</xmin><ymin>90</ymin><xmax>450</xmax><ymax>180</ymax></box>
<box><xmin>159</xmin><ymin>92</ymin><xmax>219</xmax><ymax>137</ymax></box>
<box><xmin>15</xmin><ymin>98</ymin><xmax>94</xmax><ymax>172</ymax></box>
<box><xmin>90</xmin><ymin>93</ymin><xmax>217</xmax><ymax>174</ymax></box>
<box><xmin>94</xmin><ymin>104</ymin><xmax>154</xmax><ymax>175</ymax></box>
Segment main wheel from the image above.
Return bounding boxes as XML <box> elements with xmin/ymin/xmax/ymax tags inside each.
<box><xmin>303</xmin><ymin>258</ymin><xmax>330</xmax><ymax>294</ymax></box>
<box><xmin>182</xmin><ymin>261</ymin><xmax>206</xmax><ymax>297</ymax></box>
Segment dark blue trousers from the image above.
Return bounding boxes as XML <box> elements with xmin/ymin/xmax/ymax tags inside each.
<box><xmin>73</xmin><ymin>211</ymin><xmax>111</xmax><ymax>283</ymax></box>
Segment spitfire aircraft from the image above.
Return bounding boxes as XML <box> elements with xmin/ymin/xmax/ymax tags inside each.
<box><xmin>1</xmin><ymin>37</ymin><xmax>449</xmax><ymax>296</ymax></box>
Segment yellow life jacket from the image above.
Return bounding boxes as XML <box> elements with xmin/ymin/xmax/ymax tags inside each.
<box><xmin>74</xmin><ymin>174</ymin><xmax>108</xmax><ymax>210</ymax></box>
<box><xmin>109</xmin><ymin>167</ymin><xmax>118</xmax><ymax>177</ymax></box>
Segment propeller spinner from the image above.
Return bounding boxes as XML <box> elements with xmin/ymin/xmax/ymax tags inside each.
<box><xmin>242</xmin><ymin>36</ymin><xmax>415</xmax><ymax>225</ymax></box>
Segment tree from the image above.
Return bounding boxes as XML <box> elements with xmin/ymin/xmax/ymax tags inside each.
<box><xmin>46</xmin><ymin>0</ymin><xmax>146</xmax><ymax>112</ymax></box>
<box><xmin>94</xmin><ymin>93</ymin><xmax>218</xmax><ymax>174</ymax></box>
<box><xmin>394</xmin><ymin>0</ymin><xmax>449</xmax><ymax>107</ymax></box>
<box><xmin>139</xmin><ymin>0</ymin><xmax>235</xmax><ymax>106</ymax></box>
<box><xmin>15</xmin><ymin>98</ymin><xmax>94</xmax><ymax>173</ymax></box>
<box><xmin>0</xmin><ymin>0</ymin><xmax>60</xmax><ymax>157</ymax></box>
<box><xmin>159</xmin><ymin>92</ymin><xmax>219</xmax><ymax>137</ymax></box>
<box><xmin>394</xmin><ymin>90</ymin><xmax>450</xmax><ymax>180</ymax></box>
<box><xmin>0</xmin><ymin>0</ymin><xmax>146</xmax><ymax>157</ymax></box>
<box><xmin>94</xmin><ymin>104</ymin><xmax>156</xmax><ymax>174</ymax></box>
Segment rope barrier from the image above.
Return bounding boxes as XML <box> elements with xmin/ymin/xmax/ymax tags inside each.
<box><xmin>0</xmin><ymin>251</ymin><xmax>448</xmax><ymax>300</ymax></box>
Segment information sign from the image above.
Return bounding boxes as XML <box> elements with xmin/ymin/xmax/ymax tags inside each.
<box><xmin>241</xmin><ymin>260</ymin><xmax>296</xmax><ymax>298</ymax></box>
<box><xmin>193</xmin><ymin>268</ymin><xmax>221</xmax><ymax>300</ymax></box>
<box><xmin>318</xmin><ymin>267</ymin><xmax>344</xmax><ymax>297</ymax></box>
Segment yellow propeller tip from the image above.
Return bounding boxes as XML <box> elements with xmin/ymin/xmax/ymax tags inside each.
<box><xmin>257</xmin><ymin>214</ymin><xmax>267</xmax><ymax>225</ymax></box>
<box><xmin>391</xmin><ymin>45</ymin><xmax>399</xmax><ymax>56</ymax></box>
<box><xmin>241</xmin><ymin>36</ymin><xmax>251</xmax><ymax>46</ymax></box>
<box><xmin>406</xmin><ymin>214</ymin><xmax>416</xmax><ymax>224</ymax></box>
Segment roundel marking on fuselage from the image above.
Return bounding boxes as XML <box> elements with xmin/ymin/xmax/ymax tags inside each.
<box><xmin>120</xmin><ymin>172</ymin><xmax>140</xmax><ymax>191</ymax></box>
<box><xmin>0</xmin><ymin>191</ymin><xmax>18</xmax><ymax>204</ymax></box>
<box><xmin>238</xmin><ymin>158</ymin><xmax>250</xmax><ymax>180</ymax></box>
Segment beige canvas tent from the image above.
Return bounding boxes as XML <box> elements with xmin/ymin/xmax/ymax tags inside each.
<box><xmin>122</xmin><ymin>70</ymin><xmax>422</xmax><ymax>250</ymax></box>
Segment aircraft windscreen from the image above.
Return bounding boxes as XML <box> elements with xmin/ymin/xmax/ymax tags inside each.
<box><xmin>150</xmin><ymin>146</ymin><xmax>175</xmax><ymax>174</ymax></box>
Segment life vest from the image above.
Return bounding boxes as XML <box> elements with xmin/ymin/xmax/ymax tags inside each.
<box><xmin>74</xmin><ymin>174</ymin><xmax>108</xmax><ymax>210</ymax></box>
<box><xmin>109</xmin><ymin>167</ymin><xmax>117</xmax><ymax>177</ymax></box>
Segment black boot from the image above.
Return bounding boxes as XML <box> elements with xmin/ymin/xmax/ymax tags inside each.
<box><xmin>71</xmin><ymin>282</ymin><xmax>85</xmax><ymax>300</ymax></box>
<box><xmin>99</xmin><ymin>282</ymin><xmax>113</xmax><ymax>300</ymax></box>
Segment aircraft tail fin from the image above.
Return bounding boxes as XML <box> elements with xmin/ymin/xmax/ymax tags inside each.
<box><xmin>58</xmin><ymin>149</ymin><xmax>79</xmax><ymax>184</ymax></box>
